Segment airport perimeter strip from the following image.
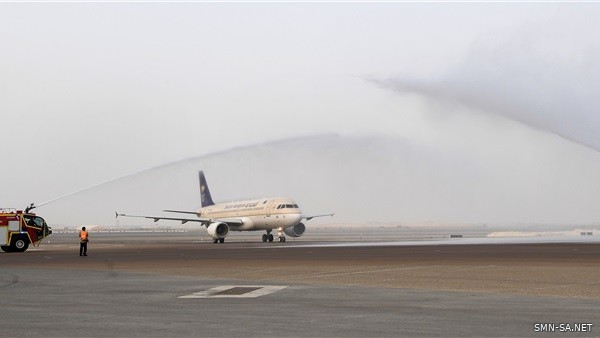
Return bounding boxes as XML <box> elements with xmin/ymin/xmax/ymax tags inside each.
<box><xmin>179</xmin><ymin>285</ymin><xmax>289</xmax><ymax>299</ymax></box>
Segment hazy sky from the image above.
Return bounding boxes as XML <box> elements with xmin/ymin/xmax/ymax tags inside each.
<box><xmin>2</xmin><ymin>3</ymin><xmax>600</xmax><ymax>226</ymax></box>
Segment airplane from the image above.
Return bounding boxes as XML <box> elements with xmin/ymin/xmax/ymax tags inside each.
<box><xmin>117</xmin><ymin>171</ymin><xmax>334</xmax><ymax>243</ymax></box>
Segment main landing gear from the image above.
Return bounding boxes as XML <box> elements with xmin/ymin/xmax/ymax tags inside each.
<box><xmin>262</xmin><ymin>231</ymin><xmax>274</xmax><ymax>243</ymax></box>
<box><xmin>213</xmin><ymin>238</ymin><xmax>225</xmax><ymax>244</ymax></box>
<box><xmin>262</xmin><ymin>230</ymin><xmax>286</xmax><ymax>243</ymax></box>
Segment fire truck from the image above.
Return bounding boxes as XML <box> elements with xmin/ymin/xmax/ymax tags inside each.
<box><xmin>0</xmin><ymin>206</ymin><xmax>52</xmax><ymax>252</ymax></box>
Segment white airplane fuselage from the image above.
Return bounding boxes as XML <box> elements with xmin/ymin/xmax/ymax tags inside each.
<box><xmin>198</xmin><ymin>197</ymin><xmax>303</xmax><ymax>231</ymax></box>
<box><xmin>118</xmin><ymin>170</ymin><xmax>332</xmax><ymax>243</ymax></box>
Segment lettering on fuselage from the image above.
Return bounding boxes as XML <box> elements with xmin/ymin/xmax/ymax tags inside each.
<box><xmin>224</xmin><ymin>202</ymin><xmax>260</xmax><ymax>210</ymax></box>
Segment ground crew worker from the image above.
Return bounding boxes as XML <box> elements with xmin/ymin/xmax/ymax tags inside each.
<box><xmin>79</xmin><ymin>226</ymin><xmax>89</xmax><ymax>256</ymax></box>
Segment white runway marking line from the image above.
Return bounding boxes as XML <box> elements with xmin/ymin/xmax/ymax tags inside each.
<box><xmin>442</xmin><ymin>265</ymin><xmax>497</xmax><ymax>274</ymax></box>
<box><xmin>222</xmin><ymin>266</ymin><xmax>293</xmax><ymax>278</ymax></box>
<box><xmin>527</xmin><ymin>281</ymin><xmax>600</xmax><ymax>293</ymax></box>
<box><xmin>179</xmin><ymin>285</ymin><xmax>289</xmax><ymax>299</ymax></box>
<box><xmin>276</xmin><ymin>266</ymin><xmax>370</xmax><ymax>280</ymax></box>
<box><xmin>279</xmin><ymin>265</ymin><xmax>442</xmax><ymax>280</ymax></box>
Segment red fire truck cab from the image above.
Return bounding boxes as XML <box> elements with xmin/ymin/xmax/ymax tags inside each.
<box><xmin>0</xmin><ymin>208</ymin><xmax>52</xmax><ymax>252</ymax></box>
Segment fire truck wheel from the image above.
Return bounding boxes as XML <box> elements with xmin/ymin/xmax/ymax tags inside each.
<box><xmin>0</xmin><ymin>246</ymin><xmax>11</xmax><ymax>253</ymax></box>
<box><xmin>11</xmin><ymin>237</ymin><xmax>29</xmax><ymax>252</ymax></box>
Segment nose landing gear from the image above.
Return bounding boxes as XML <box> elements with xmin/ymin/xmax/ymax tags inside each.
<box><xmin>277</xmin><ymin>227</ymin><xmax>286</xmax><ymax>242</ymax></box>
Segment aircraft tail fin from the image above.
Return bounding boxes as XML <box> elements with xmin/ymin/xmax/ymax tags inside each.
<box><xmin>199</xmin><ymin>171</ymin><xmax>215</xmax><ymax>207</ymax></box>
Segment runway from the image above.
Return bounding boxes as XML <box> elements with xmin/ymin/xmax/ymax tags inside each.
<box><xmin>1</xmin><ymin>230</ymin><xmax>599</xmax><ymax>337</ymax></box>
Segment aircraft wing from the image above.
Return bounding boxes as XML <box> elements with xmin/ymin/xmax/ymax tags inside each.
<box><xmin>163</xmin><ymin>209</ymin><xmax>199</xmax><ymax>215</ymax></box>
<box><xmin>115</xmin><ymin>212</ymin><xmax>244</xmax><ymax>226</ymax></box>
<box><xmin>303</xmin><ymin>213</ymin><xmax>335</xmax><ymax>221</ymax></box>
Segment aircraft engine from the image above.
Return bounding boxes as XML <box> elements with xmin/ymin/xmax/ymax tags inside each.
<box><xmin>207</xmin><ymin>222</ymin><xmax>229</xmax><ymax>239</ymax></box>
<box><xmin>283</xmin><ymin>222</ymin><xmax>305</xmax><ymax>237</ymax></box>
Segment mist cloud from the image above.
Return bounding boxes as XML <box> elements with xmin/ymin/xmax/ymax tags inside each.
<box><xmin>366</xmin><ymin>14</ymin><xmax>600</xmax><ymax>152</ymax></box>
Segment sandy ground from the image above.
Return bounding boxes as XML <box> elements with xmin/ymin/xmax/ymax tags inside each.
<box><xmin>3</xmin><ymin>231</ymin><xmax>599</xmax><ymax>300</ymax></box>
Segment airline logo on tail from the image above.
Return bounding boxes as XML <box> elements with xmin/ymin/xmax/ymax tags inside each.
<box><xmin>201</xmin><ymin>185</ymin><xmax>207</xmax><ymax>203</ymax></box>
<box><xmin>199</xmin><ymin>171</ymin><xmax>214</xmax><ymax>207</ymax></box>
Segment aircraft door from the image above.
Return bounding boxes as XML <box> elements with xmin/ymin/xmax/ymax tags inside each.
<box><xmin>265</xmin><ymin>200</ymin><xmax>275</xmax><ymax>217</ymax></box>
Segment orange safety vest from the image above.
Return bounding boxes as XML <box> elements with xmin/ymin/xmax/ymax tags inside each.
<box><xmin>80</xmin><ymin>230</ymin><xmax>89</xmax><ymax>241</ymax></box>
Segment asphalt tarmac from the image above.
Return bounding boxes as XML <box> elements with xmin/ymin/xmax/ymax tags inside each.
<box><xmin>1</xmin><ymin>230</ymin><xmax>599</xmax><ymax>337</ymax></box>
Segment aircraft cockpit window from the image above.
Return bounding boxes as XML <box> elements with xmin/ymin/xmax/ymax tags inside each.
<box><xmin>277</xmin><ymin>204</ymin><xmax>283</xmax><ymax>209</ymax></box>
<box><xmin>286</xmin><ymin>204</ymin><xmax>293</xmax><ymax>209</ymax></box>
<box><xmin>293</xmin><ymin>204</ymin><xmax>299</xmax><ymax>208</ymax></box>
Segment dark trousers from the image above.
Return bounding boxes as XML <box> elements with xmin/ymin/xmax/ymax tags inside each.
<box><xmin>80</xmin><ymin>242</ymin><xmax>88</xmax><ymax>256</ymax></box>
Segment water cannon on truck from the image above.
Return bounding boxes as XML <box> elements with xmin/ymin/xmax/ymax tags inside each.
<box><xmin>0</xmin><ymin>204</ymin><xmax>52</xmax><ymax>252</ymax></box>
